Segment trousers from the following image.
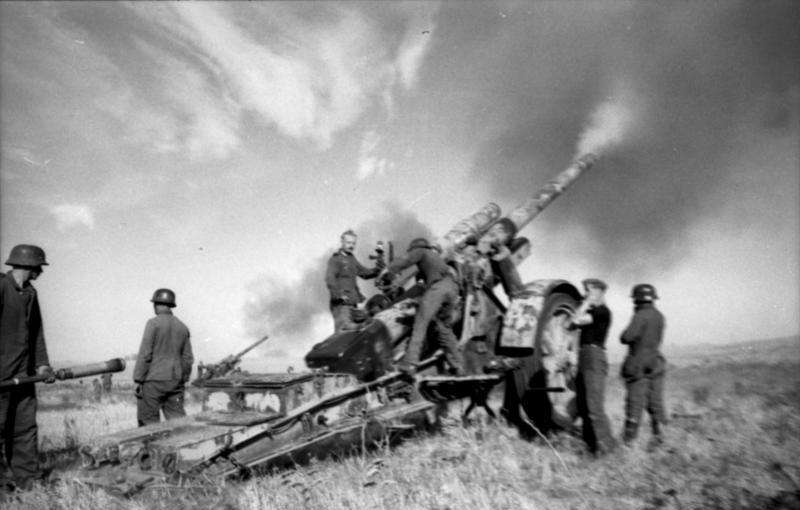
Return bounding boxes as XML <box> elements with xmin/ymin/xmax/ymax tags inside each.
<box><xmin>624</xmin><ymin>370</ymin><xmax>666</xmax><ymax>441</ymax></box>
<box><xmin>0</xmin><ymin>384</ymin><xmax>40</xmax><ymax>487</ymax></box>
<box><xmin>402</xmin><ymin>276</ymin><xmax>463</xmax><ymax>372</ymax></box>
<box><xmin>576</xmin><ymin>346</ymin><xmax>615</xmax><ymax>453</ymax></box>
<box><xmin>137</xmin><ymin>380</ymin><xmax>187</xmax><ymax>426</ymax></box>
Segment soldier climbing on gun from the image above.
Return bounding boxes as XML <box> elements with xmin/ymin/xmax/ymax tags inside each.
<box><xmin>380</xmin><ymin>238</ymin><xmax>465</xmax><ymax>377</ymax></box>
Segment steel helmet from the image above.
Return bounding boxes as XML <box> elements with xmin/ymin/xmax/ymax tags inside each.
<box><xmin>631</xmin><ymin>283</ymin><xmax>658</xmax><ymax>302</ymax></box>
<box><xmin>5</xmin><ymin>244</ymin><xmax>49</xmax><ymax>267</ymax></box>
<box><xmin>407</xmin><ymin>238</ymin><xmax>430</xmax><ymax>252</ymax></box>
<box><xmin>151</xmin><ymin>288</ymin><xmax>177</xmax><ymax>307</ymax></box>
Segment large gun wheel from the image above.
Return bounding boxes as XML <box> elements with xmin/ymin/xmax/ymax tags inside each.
<box><xmin>523</xmin><ymin>292</ymin><xmax>579</xmax><ymax>433</ymax></box>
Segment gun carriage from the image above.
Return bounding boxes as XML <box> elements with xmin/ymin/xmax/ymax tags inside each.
<box><xmin>75</xmin><ymin>154</ymin><xmax>598</xmax><ymax>495</ymax></box>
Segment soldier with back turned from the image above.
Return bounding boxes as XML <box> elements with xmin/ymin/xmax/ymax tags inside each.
<box><xmin>620</xmin><ymin>283</ymin><xmax>667</xmax><ymax>449</ymax></box>
<box><xmin>133</xmin><ymin>288</ymin><xmax>194</xmax><ymax>426</ymax></box>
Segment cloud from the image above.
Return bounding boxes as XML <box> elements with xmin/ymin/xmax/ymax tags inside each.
<box><xmin>50</xmin><ymin>203</ymin><xmax>95</xmax><ymax>231</ymax></box>
<box><xmin>130</xmin><ymin>3</ymin><xmax>437</xmax><ymax>149</ymax></box>
<box><xmin>357</xmin><ymin>130</ymin><xmax>393</xmax><ymax>180</ymax></box>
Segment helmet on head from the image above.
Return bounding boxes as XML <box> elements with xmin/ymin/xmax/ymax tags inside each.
<box><xmin>631</xmin><ymin>283</ymin><xmax>658</xmax><ymax>302</ymax></box>
<box><xmin>151</xmin><ymin>288</ymin><xmax>177</xmax><ymax>307</ymax></box>
<box><xmin>5</xmin><ymin>244</ymin><xmax>49</xmax><ymax>268</ymax></box>
<box><xmin>407</xmin><ymin>238</ymin><xmax>430</xmax><ymax>252</ymax></box>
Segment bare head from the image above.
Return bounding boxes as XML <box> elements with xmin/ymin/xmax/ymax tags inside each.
<box><xmin>340</xmin><ymin>229</ymin><xmax>357</xmax><ymax>255</ymax></box>
<box><xmin>582</xmin><ymin>278</ymin><xmax>607</xmax><ymax>305</ymax></box>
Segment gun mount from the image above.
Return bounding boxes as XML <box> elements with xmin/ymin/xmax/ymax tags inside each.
<box><xmin>75</xmin><ymin>154</ymin><xmax>598</xmax><ymax>495</ymax></box>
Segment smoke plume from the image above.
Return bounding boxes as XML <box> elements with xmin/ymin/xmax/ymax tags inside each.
<box><xmin>243</xmin><ymin>201</ymin><xmax>433</xmax><ymax>342</ymax></box>
<box><xmin>460</xmin><ymin>1</ymin><xmax>798</xmax><ymax>275</ymax></box>
<box><xmin>574</xmin><ymin>90</ymin><xmax>638</xmax><ymax>159</ymax></box>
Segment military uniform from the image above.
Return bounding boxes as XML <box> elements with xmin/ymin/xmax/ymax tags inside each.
<box><xmin>575</xmin><ymin>304</ymin><xmax>616</xmax><ymax>454</ymax></box>
<box><xmin>133</xmin><ymin>309</ymin><xmax>193</xmax><ymax>426</ymax></box>
<box><xmin>325</xmin><ymin>249</ymin><xmax>380</xmax><ymax>332</ymax></box>
<box><xmin>386</xmin><ymin>246</ymin><xmax>464</xmax><ymax>373</ymax></box>
<box><xmin>0</xmin><ymin>272</ymin><xmax>49</xmax><ymax>487</ymax></box>
<box><xmin>620</xmin><ymin>302</ymin><xmax>666</xmax><ymax>444</ymax></box>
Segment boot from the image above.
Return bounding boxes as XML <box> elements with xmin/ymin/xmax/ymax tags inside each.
<box><xmin>623</xmin><ymin>419</ymin><xmax>639</xmax><ymax>446</ymax></box>
<box><xmin>647</xmin><ymin>420</ymin><xmax>664</xmax><ymax>451</ymax></box>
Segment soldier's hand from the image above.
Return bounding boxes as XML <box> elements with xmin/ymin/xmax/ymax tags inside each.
<box><xmin>38</xmin><ymin>365</ymin><xmax>56</xmax><ymax>384</ymax></box>
<box><xmin>134</xmin><ymin>383</ymin><xmax>143</xmax><ymax>399</ymax></box>
<box><xmin>377</xmin><ymin>270</ymin><xmax>395</xmax><ymax>288</ymax></box>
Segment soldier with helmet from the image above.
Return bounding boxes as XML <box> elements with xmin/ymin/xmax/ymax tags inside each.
<box><xmin>620</xmin><ymin>283</ymin><xmax>667</xmax><ymax>448</ymax></box>
<box><xmin>133</xmin><ymin>289</ymin><xmax>194</xmax><ymax>426</ymax></box>
<box><xmin>0</xmin><ymin>244</ymin><xmax>55</xmax><ymax>490</ymax></box>
<box><xmin>325</xmin><ymin>229</ymin><xmax>383</xmax><ymax>333</ymax></box>
<box><xmin>381</xmin><ymin>237</ymin><xmax>464</xmax><ymax>376</ymax></box>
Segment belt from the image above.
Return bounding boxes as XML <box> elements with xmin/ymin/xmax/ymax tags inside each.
<box><xmin>580</xmin><ymin>344</ymin><xmax>605</xmax><ymax>350</ymax></box>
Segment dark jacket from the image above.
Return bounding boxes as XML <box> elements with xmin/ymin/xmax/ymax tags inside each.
<box><xmin>325</xmin><ymin>250</ymin><xmax>379</xmax><ymax>304</ymax></box>
<box><xmin>0</xmin><ymin>272</ymin><xmax>49</xmax><ymax>380</ymax></box>
<box><xmin>386</xmin><ymin>247</ymin><xmax>452</xmax><ymax>287</ymax></box>
<box><xmin>578</xmin><ymin>304</ymin><xmax>612</xmax><ymax>348</ymax></box>
<box><xmin>620</xmin><ymin>303</ymin><xmax>665</xmax><ymax>379</ymax></box>
<box><xmin>133</xmin><ymin>310</ymin><xmax>193</xmax><ymax>383</ymax></box>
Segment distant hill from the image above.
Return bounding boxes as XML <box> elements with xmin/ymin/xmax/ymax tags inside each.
<box><xmin>663</xmin><ymin>335</ymin><xmax>800</xmax><ymax>366</ymax></box>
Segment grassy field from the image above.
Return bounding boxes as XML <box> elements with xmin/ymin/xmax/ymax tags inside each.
<box><xmin>4</xmin><ymin>337</ymin><xmax>799</xmax><ymax>509</ymax></box>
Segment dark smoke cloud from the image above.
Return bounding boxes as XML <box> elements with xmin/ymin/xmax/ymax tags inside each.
<box><xmin>456</xmin><ymin>1</ymin><xmax>799</xmax><ymax>274</ymax></box>
<box><xmin>242</xmin><ymin>201</ymin><xmax>433</xmax><ymax>340</ymax></box>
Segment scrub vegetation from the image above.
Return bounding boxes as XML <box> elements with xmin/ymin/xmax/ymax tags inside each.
<box><xmin>4</xmin><ymin>337</ymin><xmax>799</xmax><ymax>510</ymax></box>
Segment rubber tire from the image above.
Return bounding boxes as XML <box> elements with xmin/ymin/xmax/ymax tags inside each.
<box><xmin>520</xmin><ymin>292</ymin><xmax>579</xmax><ymax>435</ymax></box>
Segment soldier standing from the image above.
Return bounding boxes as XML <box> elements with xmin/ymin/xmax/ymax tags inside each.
<box><xmin>382</xmin><ymin>238</ymin><xmax>464</xmax><ymax>376</ymax></box>
<box><xmin>133</xmin><ymin>289</ymin><xmax>194</xmax><ymax>427</ymax></box>
<box><xmin>570</xmin><ymin>278</ymin><xmax>616</xmax><ymax>455</ymax></box>
<box><xmin>0</xmin><ymin>244</ymin><xmax>55</xmax><ymax>490</ymax></box>
<box><xmin>101</xmin><ymin>372</ymin><xmax>112</xmax><ymax>394</ymax></box>
<box><xmin>325</xmin><ymin>230</ymin><xmax>383</xmax><ymax>333</ymax></box>
<box><xmin>620</xmin><ymin>283</ymin><xmax>667</xmax><ymax>448</ymax></box>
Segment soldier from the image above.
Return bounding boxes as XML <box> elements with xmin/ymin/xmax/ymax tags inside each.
<box><xmin>325</xmin><ymin>230</ymin><xmax>383</xmax><ymax>333</ymax></box>
<box><xmin>133</xmin><ymin>289</ymin><xmax>194</xmax><ymax>427</ymax></box>
<box><xmin>490</xmin><ymin>236</ymin><xmax>531</xmax><ymax>298</ymax></box>
<box><xmin>382</xmin><ymin>238</ymin><xmax>464</xmax><ymax>376</ymax></box>
<box><xmin>620</xmin><ymin>283</ymin><xmax>667</xmax><ymax>448</ymax></box>
<box><xmin>101</xmin><ymin>372</ymin><xmax>112</xmax><ymax>394</ymax></box>
<box><xmin>570</xmin><ymin>278</ymin><xmax>616</xmax><ymax>455</ymax></box>
<box><xmin>0</xmin><ymin>244</ymin><xmax>55</xmax><ymax>490</ymax></box>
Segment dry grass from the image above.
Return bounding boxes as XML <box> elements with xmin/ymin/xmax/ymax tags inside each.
<box><xmin>4</xmin><ymin>339</ymin><xmax>799</xmax><ymax>510</ymax></box>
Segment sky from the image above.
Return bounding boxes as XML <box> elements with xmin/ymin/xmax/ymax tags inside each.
<box><xmin>1</xmin><ymin>1</ymin><xmax>798</xmax><ymax>372</ymax></box>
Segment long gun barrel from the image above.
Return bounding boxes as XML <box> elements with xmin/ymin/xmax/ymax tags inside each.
<box><xmin>0</xmin><ymin>358</ymin><xmax>126</xmax><ymax>390</ymax></box>
<box><xmin>196</xmin><ymin>335</ymin><xmax>270</xmax><ymax>381</ymax></box>
<box><xmin>231</xmin><ymin>335</ymin><xmax>269</xmax><ymax>361</ymax></box>
<box><xmin>479</xmin><ymin>153</ymin><xmax>598</xmax><ymax>248</ymax></box>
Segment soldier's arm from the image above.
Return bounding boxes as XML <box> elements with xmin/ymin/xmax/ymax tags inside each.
<box><xmin>568</xmin><ymin>299</ymin><xmax>594</xmax><ymax>329</ymax></box>
<box><xmin>325</xmin><ymin>255</ymin><xmax>342</xmax><ymax>298</ymax></box>
<box><xmin>181</xmin><ymin>333</ymin><xmax>194</xmax><ymax>382</ymax></box>
<box><xmin>31</xmin><ymin>297</ymin><xmax>51</xmax><ymax>369</ymax></box>
<box><xmin>386</xmin><ymin>249</ymin><xmax>423</xmax><ymax>275</ymax></box>
<box><xmin>133</xmin><ymin>320</ymin><xmax>156</xmax><ymax>383</ymax></box>
<box><xmin>355</xmin><ymin>257</ymin><xmax>380</xmax><ymax>279</ymax></box>
<box><xmin>620</xmin><ymin>312</ymin><xmax>644</xmax><ymax>345</ymax></box>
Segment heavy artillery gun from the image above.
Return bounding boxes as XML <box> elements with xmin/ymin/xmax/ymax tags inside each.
<box><xmin>75</xmin><ymin>153</ymin><xmax>598</xmax><ymax>495</ymax></box>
